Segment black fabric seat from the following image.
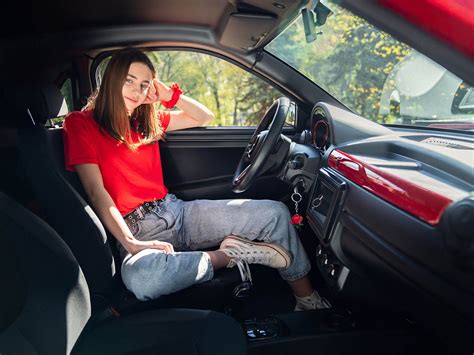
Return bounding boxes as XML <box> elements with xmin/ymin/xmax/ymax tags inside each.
<box><xmin>12</xmin><ymin>83</ymin><xmax>243</xmax><ymax>315</ymax></box>
<box><xmin>0</xmin><ymin>191</ymin><xmax>247</xmax><ymax>355</ymax></box>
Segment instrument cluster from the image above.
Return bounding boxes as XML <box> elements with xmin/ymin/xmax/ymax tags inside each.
<box><xmin>311</xmin><ymin>106</ymin><xmax>331</xmax><ymax>151</ymax></box>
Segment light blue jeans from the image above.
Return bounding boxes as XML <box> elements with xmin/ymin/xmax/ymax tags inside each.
<box><xmin>120</xmin><ymin>193</ymin><xmax>311</xmax><ymax>301</ymax></box>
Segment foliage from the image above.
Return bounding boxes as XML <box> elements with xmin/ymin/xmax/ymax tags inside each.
<box><xmin>266</xmin><ymin>3</ymin><xmax>412</xmax><ymax>124</ymax></box>
<box><xmin>147</xmin><ymin>51</ymin><xmax>281</xmax><ymax>126</ymax></box>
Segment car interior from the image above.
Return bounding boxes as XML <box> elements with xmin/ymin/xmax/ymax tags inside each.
<box><xmin>0</xmin><ymin>0</ymin><xmax>473</xmax><ymax>354</ymax></box>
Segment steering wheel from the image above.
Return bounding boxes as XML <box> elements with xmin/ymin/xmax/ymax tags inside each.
<box><xmin>232</xmin><ymin>97</ymin><xmax>291</xmax><ymax>193</ymax></box>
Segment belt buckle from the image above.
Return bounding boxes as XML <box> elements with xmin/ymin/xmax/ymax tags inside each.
<box><xmin>136</xmin><ymin>206</ymin><xmax>146</xmax><ymax>219</ymax></box>
<box><xmin>125</xmin><ymin>199</ymin><xmax>163</xmax><ymax>230</ymax></box>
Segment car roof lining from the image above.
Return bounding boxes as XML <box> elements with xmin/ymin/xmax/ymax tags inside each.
<box><xmin>2</xmin><ymin>0</ymin><xmax>471</xmax><ymax>92</ymax></box>
<box><xmin>11</xmin><ymin>0</ymin><xmax>307</xmax><ymax>53</ymax></box>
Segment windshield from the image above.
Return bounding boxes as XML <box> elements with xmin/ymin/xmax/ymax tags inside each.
<box><xmin>266</xmin><ymin>0</ymin><xmax>474</xmax><ymax>131</ymax></box>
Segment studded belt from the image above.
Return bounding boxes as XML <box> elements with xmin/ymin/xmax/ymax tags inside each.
<box><xmin>123</xmin><ymin>199</ymin><xmax>164</xmax><ymax>230</ymax></box>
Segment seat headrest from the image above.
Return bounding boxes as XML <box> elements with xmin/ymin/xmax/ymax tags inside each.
<box><xmin>2</xmin><ymin>83</ymin><xmax>69</xmax><ymax>127</ymax></box>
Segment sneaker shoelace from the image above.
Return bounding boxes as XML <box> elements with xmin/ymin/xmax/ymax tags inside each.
<box><xmin>319</xmin><ymin>297</ymin><xmax>332</xmax><ymax>309</ymax></box>
<box><xmin>225</xmin><ymin>246</ymin><xmax>275</xmax><ymax>266</ymax></box>
<box><xmin>232</xmin><ymin>258</ymin><xmax>253</xmax><ymax>284</ymax></box>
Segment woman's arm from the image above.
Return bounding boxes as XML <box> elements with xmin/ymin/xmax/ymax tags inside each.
<box><xmin>145</xmin><ymin>79</ymin><xmax>214</xmax><ymax>131</ymax></box>
<box><xmin>75</xmin><ymin>164</ymin><xmax>174</xmax><ymax>255</ymax></box>
<box><xmin>166</xmin><ymin>95</ymin><xmax>214</xmax><ymax>131</ymax></box>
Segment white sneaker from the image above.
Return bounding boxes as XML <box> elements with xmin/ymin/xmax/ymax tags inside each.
<box><xmin>220</xmin><ymin>236</ymin><xmax>292</xmax><ymax>269</ymax></box>
<box><xmin>294</xmin><ymin>291</ymin><xmax>332</xmax><ymax>311</ymax></box>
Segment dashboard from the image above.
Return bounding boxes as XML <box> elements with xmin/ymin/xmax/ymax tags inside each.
<box><xmin>291</xmin><ymin>102</ymin><xmax>474</xmax><ymax>351</ymax></box>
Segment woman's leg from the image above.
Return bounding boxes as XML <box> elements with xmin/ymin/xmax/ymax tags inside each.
<box><xmin>126</xmin><ymin>194</ymin><xmax>328</xmax><ymax>308</ymax></box>
<box><xmin>181</xmin><ymin>198</ymin><xmax>312</xmax><ymax>282</ymax></box>
<box><xmin>206</xmin><ymin>250</ymin><xmax>231</xmax><ymax>270</ymax></box>
<box><xmin>287</xmin><ymin>276</ymin><xmax>314</xmax><ymax>297</ymax></box>
<box><xmin>121</xmin><ymin>249</ymin><xmax>215</xmax><ymax>301</ymax></box>
<box><xmin>120</xmin><ymin>195</ymin><xmax>295</xmax><ymax>300</ymax></box>
<box><xmin>180</xmin><ymin>198</ymin><xmax>331</xmax><ymax>309</ymax></box>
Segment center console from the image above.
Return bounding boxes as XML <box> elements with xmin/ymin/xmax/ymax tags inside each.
<box><xmin>306</xmin><ymin>168</ymin><xmax>346</xmax><ymax>243</ymax></box>
<box><xmin>243</xmin><ymin>308</ymin><xmax>354</xmax><ymax>341</ymax></box>
<box><xmin>306</xmin><ymin>168</ymin><xmax>349</xmax><ymax>290</ymax></box>
<box><xmin>242</xmin><ymin>309</ymin><xmax>422</xmax><ymax>355</ymax></box>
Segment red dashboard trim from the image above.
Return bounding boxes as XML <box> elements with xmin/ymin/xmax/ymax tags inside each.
<box><xmin>328</xmin><ymin>150</ymin><xmax>452</xmax><ymax>225</ymax></box>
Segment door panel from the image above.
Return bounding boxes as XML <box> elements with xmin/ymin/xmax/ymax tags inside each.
<box><xmin>160</xmin><ymin>127</ymin><xmax>295</xmax><ymax>201</ymax></box>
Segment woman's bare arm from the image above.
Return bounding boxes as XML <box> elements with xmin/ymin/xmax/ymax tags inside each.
<box><xmin>75</xmin><ymin>164</ymin><xmax>174</xmax><ymax>255</ymax></box>
<box><xmin>166</xmin><ymin>95</ymin><xmax>214</xmax><ymax>131</ymax></box>
<box><xmin>144</xmin><ymin>79</ymin><xmax>214</xmax><ymax>131</ymax></box>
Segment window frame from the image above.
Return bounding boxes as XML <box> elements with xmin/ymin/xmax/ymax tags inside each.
<box><xmin>90</xmin><ymin>47</ymin><xmax>297</xmax><ymax>128</ymax></box>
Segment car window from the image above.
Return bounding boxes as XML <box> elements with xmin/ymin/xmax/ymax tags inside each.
<box><xmin>60</xmin><ymin>78</ymin><xmax>74</xmax><ymax>113</ymax></box>
<box><xmin>47</xmin><ymin>78</ymin><xmax>73</xmax><ymax>127</ymax></box>
<box><xmin>266</xmin><ymin>0</ymin><xmax>474</xmax><ymax>131</ymax></box>
<box><xmin>96</xmin><ymin>51</ymin><xmax>291</xmax><ymax>127</ymax></box>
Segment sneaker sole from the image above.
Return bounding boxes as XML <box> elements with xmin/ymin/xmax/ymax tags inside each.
<box><xmin>221</xmin><ymin>235</ymin><xmax>292</xmax><ymax>269</ymax></box>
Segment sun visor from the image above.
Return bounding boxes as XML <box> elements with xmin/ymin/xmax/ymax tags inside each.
<box><xmin>219</xmin><ymin>13</ymin><xmax>277</xmax><ymax>51</ymax></box>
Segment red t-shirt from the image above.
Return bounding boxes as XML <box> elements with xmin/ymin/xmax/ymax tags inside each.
<box><xmin>63</xmin><ymin>110</ymin><xmax>171</xmax><ymax>216</ymax></box>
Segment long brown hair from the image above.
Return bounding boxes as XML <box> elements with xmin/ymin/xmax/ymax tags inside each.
<box><xmin>83</xmin><ymin>48</ymin><xmax>164</xmax><ymax>150</ymax></box>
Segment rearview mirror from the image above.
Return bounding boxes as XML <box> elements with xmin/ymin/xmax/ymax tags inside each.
<box><xmin>302</xmin><ymin>0</ymin><xmax>333</xmax><ymax>43</ymax></box>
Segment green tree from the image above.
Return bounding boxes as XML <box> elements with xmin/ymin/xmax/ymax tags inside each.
<box><xmin>267</xmin><ymin>3</ymin><xmax>411</xmax><ymax>124</ymax></box>
<box><xmin>148</xmin><ymin>51</ymin><xmax>281</xmax><ymax>126</ymax></box>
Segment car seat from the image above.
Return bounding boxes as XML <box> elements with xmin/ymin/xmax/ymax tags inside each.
<box><xmin>0</xmin><ymin>190</ymin><xmax>247</xmax><ymax>355</ymax></box>
<box><xmin>11</xmin><ymin>83</ymin><xmax>246</xmax><ymax>316</ymax></box>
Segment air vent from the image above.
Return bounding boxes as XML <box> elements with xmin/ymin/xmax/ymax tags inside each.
<box><xmin>421</xmin><ymin>137</ymin><xmax>474</xmax><ymax>150</ymax></box>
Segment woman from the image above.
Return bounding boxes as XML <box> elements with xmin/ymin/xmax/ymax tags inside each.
<box><xmin>63</xmin><ymin>48</ymin><xmax>330</xmax><ymax>311</ymax></box>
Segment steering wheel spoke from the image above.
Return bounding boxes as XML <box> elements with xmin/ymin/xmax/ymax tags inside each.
<box><xmin>233</xmin><ymin>163</ymin><xmax>252</xmax><ymax>186</ymax></box>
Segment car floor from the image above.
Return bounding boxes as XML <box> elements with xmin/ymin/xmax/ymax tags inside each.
<box><xmin>234</xmin><ymin>266</ymin><xmax>452</xmax><ymax>355</ymax></box>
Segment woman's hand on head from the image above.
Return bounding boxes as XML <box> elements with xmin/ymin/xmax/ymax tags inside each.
<box><xmin>127</xmin><ymin>238</ymin><xmax>175</xmax><ymax>255</ymax></box>
<box><xmin>143</xmin><ymin>79</ymin><xmax>173</xmax><ymax>104</ymax></box>
<box><xmin>155</xmin><ymin>80</ymin><xmax>174</xmax><ymax>101</ymax></box>
<box><xmin>143</xmin><ymin>79</ymin><xmax>158</xmax><ymax>104</ymax></box>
